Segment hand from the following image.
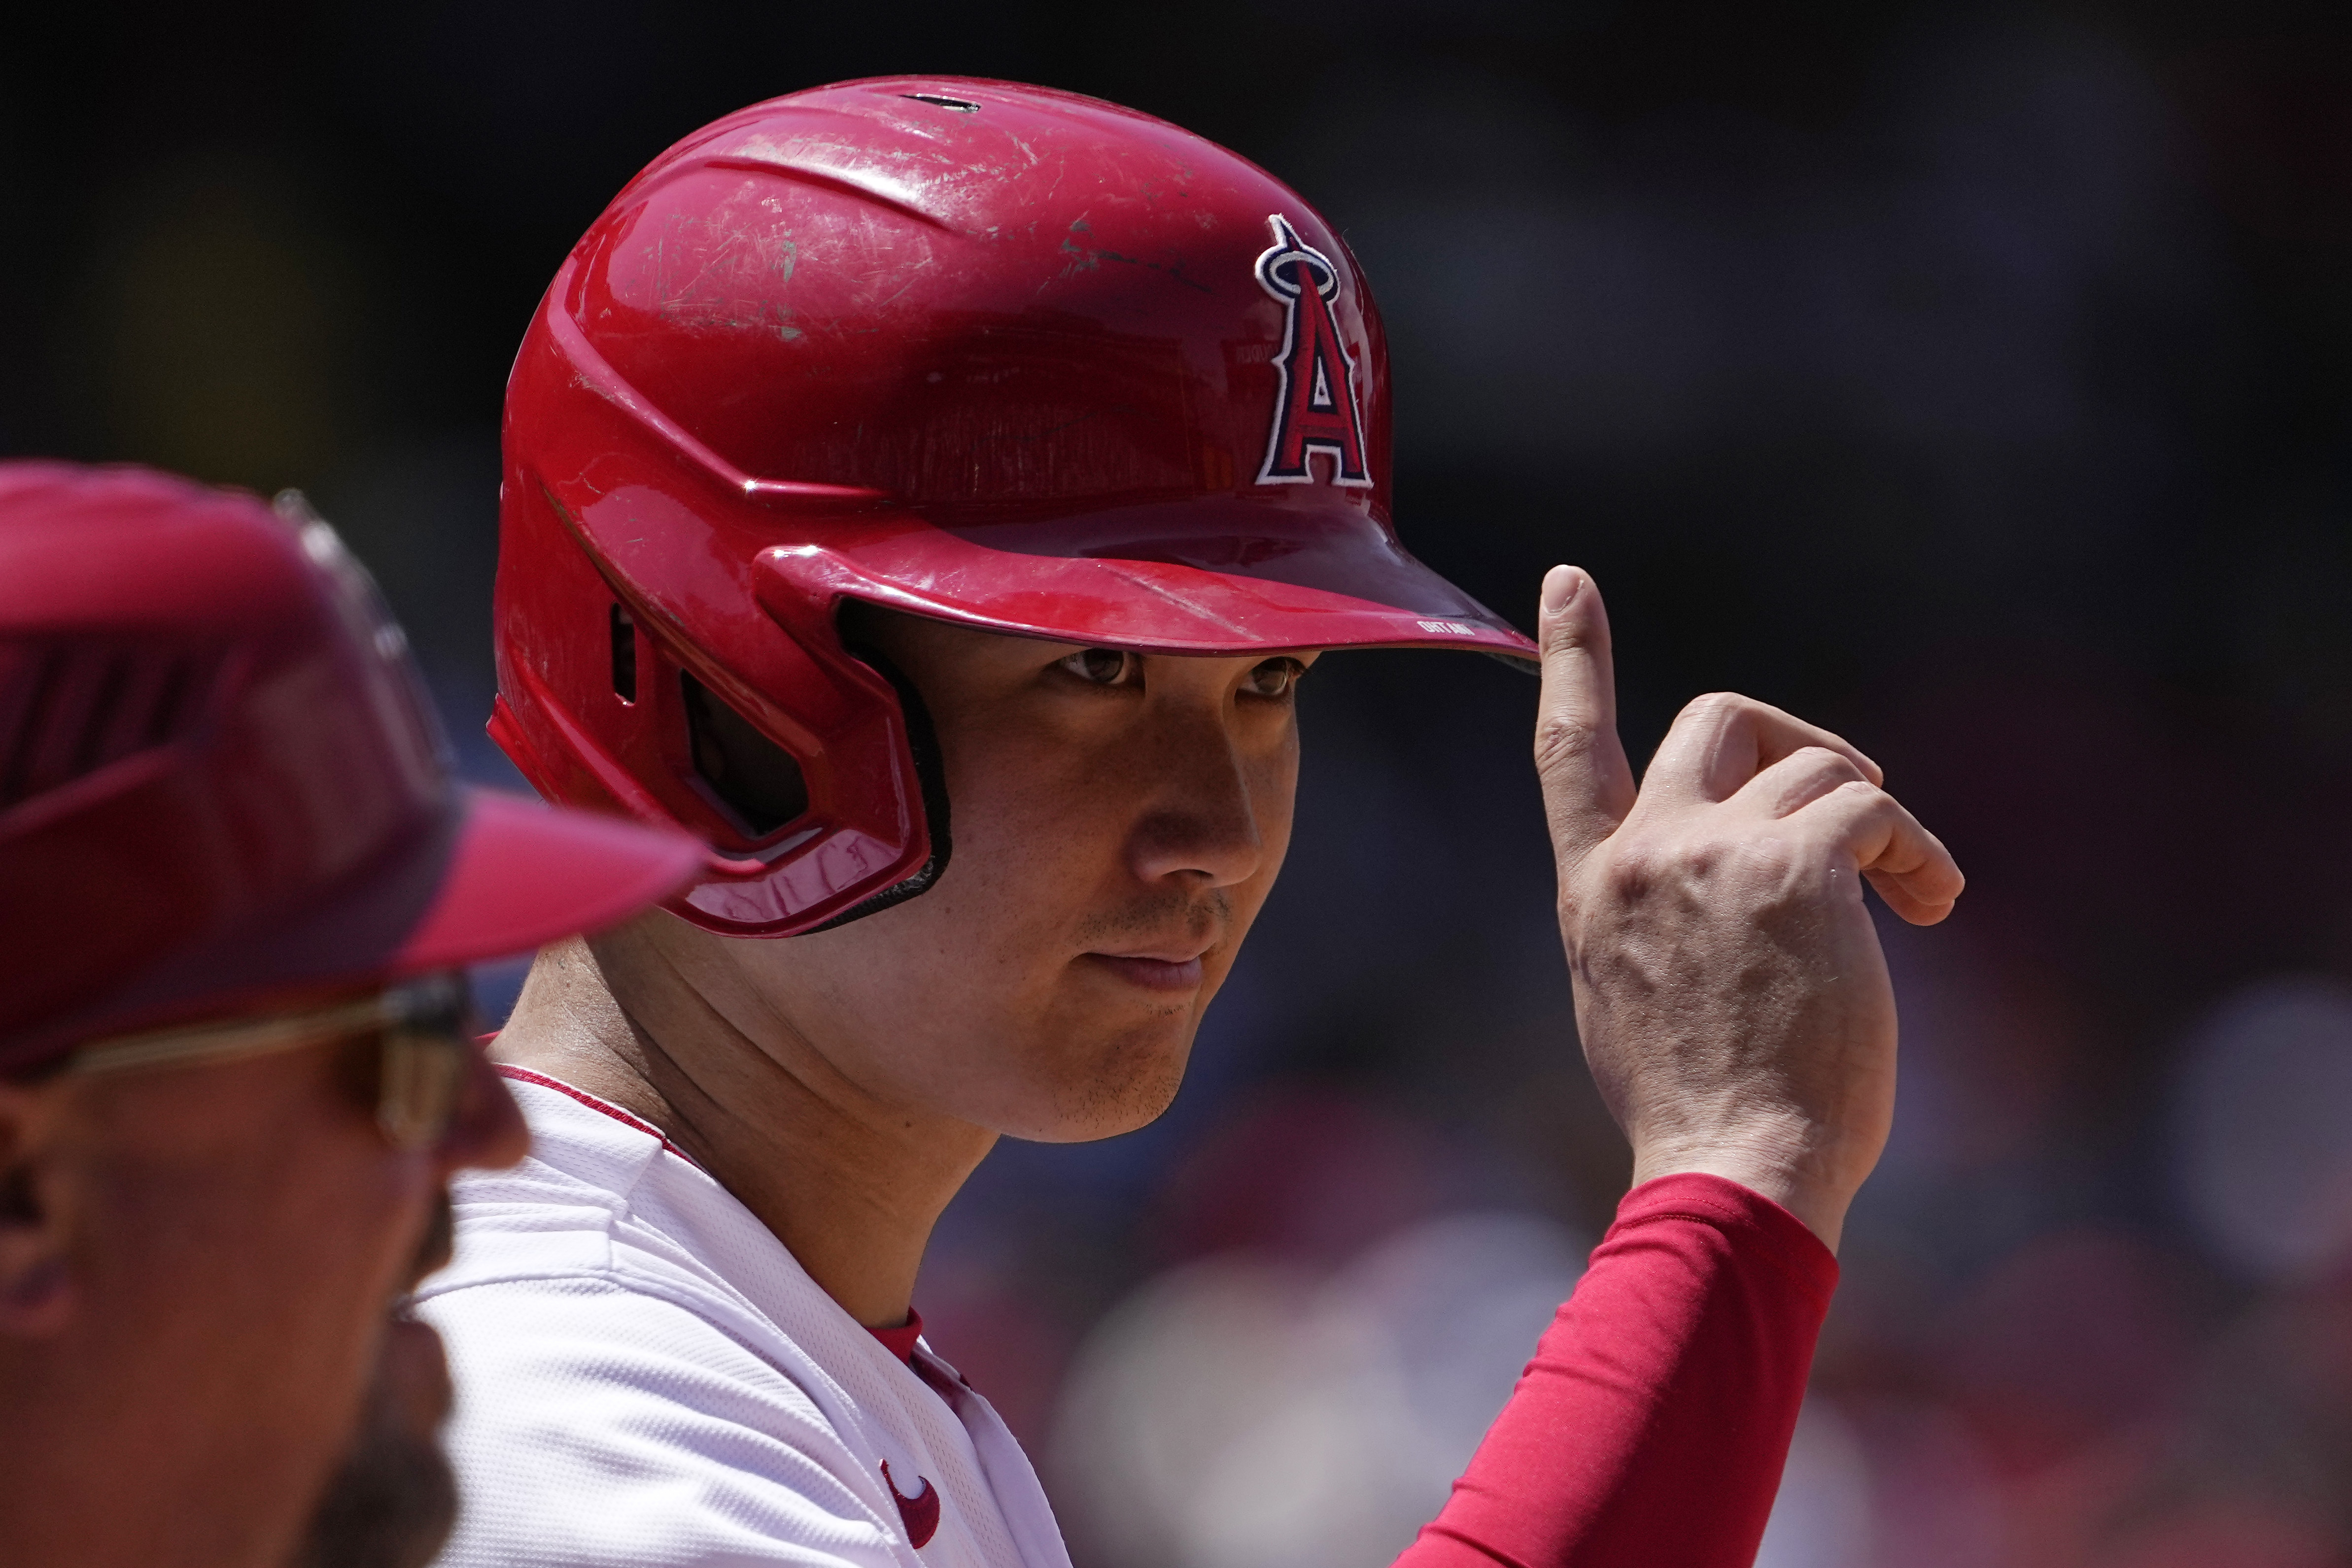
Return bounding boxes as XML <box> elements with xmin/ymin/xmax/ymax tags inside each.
<box><xmin>1532</xmin><ymin>566</ymin><xmax>1963</xmax><ymax>1252</ymax></box>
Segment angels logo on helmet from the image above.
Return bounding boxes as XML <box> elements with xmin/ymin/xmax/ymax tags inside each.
<box><xmin>1252</xmin><ymin>214</ymin><xmax>1374</xmax><ymax>488</ymax></box>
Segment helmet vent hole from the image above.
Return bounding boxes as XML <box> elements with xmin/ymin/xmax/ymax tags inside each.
<box><xmin>681</xmin><ymin>672</ymin><xmax>809</xmax><ymax>839</ymax></box>
<box><xmin>902</xmin><ymin>93</ymin><xmax>980</xmax><ymax>113</ymax></box>
<box><xmin>610</xmin><ymin>605</ymin><xmax>638</xmax><ymax>705</ymax></box>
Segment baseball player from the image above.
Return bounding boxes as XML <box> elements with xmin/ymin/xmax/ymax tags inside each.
<box><xmin>0</xmin><ymin>463</ymin><xmax>701</xmax><ymax>1568</ymax></box>
<box><xmin>418</xmin><ymin>78</ymin><xmax>1963</xmax><ymax>1567</ymax></box>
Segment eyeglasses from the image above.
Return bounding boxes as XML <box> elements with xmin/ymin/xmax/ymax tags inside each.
<box><xmin>66</xmin><ymin>973</ymin><xmax>479</xmax><ymax>1151</ymax></box>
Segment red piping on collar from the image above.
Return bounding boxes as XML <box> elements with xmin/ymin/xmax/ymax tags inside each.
<box><xmin>495</xmin><ymin>1065</ymin><xmax>703</xmax><ymax>1169</ymax></box>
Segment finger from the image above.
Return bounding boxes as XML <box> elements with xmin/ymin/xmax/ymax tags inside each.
<box><xmin>1789</xmin><ymin>779</ymin><xmax>1966</xmax><ymax>925</ymax></box>
<box><xmin>1729</xmin><ymin>744</ymin><xmax>1870</xmax><ymax>819</ymax></box>
<box><xmin>1644</xmin><ymin>692</ymin><xmax>1884</xmax><ymax>808</ymax></box>
<box><xmin>1532</xmin><ymin>565</ymin><xmax>1637</xmax><ymax>873</ymax></box>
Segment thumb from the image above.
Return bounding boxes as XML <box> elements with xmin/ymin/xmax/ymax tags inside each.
<box><xmin>1533</xmin><ymin>565</ymin><xmax>1636</xmax><ymax>874</ymax></box>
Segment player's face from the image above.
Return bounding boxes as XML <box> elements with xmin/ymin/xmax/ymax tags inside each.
<box><xmin>3</xmin><ymin>1012</ymin><xmax>523</xmax><ymax>1568</ymax></box>
<box><xmin>714</xmin><ymin>611</ymin><xmax>1314</xmax><ymax>1142</ymax></box>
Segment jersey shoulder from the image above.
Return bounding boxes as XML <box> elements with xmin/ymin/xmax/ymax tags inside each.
<box><xmin>423</xmin><ymin>1276</ymin><xmax>917</xmax><ymax>1567</ymax></box>
<box><xmin>418</xmin><ymin>1075</ymin><xmax>1056</xmax><ymax>1567</ymax></box>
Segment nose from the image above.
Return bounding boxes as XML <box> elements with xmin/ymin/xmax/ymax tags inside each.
<box><xmin>1127</xmin><ymin>705</ymin><xmax>1266</xmax><ymax>889</ymax></box>
<box><xmin>433</xmin><ymin>1041</ymin><xmax>529</xmax><ymax>1174</ymax></box>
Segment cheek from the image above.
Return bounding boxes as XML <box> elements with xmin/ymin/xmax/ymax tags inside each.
<box><xmin>734</xmin><ymin>780</ymin><xmax>1105</xmax><ymax>1044</ymax></box>
<box><xmin>819</xmin><ymin>799</ymin><xmax>1104</xmax><ymax>1009</ymax></box>
<box><xmin>1225</xmin><ymin>733</ymin><xmax>1301</xmax><ymax>919</ymax></box>
<box><xmin>100</xmin><ymin>1066</ymin><xmax>432</xmax><ymax>1363</ymax></box>
<box><xmin>75</xmin><ymin>1063</ymin><xmax>439</xmax><ymax>1525</ymax></box>
<box><xmin>926</xmin><ymin>723</ymin><xmax>1134</xmax><ymax>941</ymax></box>
<box><xmin>216</xmin><ymin>1121</ymin><xmax>435</xmax><ymax>1470</ymax></box>
<box><xmin>1255</xmin><ymin>736</ymin><xmax>1301</xmax><ymax>862</ymax></box>
<box><xmin>944</xmin><ymin>717</ymin><xmax>1106</xmax><ymax>852</ymax></box>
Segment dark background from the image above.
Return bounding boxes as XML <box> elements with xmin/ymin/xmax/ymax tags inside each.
<box><xmin>13</xmin><ymin>3</ymin><xmax>2352</xmax><ymax>1563</ymax></box>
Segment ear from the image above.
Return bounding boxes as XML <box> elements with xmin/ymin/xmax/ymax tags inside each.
<box><xmin>0</xmin><ymin>1078</ymin><xmax>76</xmax><ymax>1337</ymax></box>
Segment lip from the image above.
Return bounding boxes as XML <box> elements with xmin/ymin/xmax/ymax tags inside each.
<box><xmin>1083</xmin><ymin>952</ymin><xmax>1208</xmax><ymax>992</ymax></box>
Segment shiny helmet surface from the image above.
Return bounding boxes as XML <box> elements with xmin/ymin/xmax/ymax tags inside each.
<box><xmin>493</xmin><ymin>76</ymin><xmax>1535</xmax><ymax>938</ymax></box>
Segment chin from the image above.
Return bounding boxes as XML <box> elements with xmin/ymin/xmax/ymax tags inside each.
<box><xmin>1015</xmin><ymin>1018</ymin><xmax>1196</xmax><ymax>1144</ymax></box>
<box><xmin>285</xmin><ymin>1321</ymin><xmax>459</xmax><ymax>1568</ymax></box>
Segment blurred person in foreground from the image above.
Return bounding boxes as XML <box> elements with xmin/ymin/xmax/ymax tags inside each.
<box><xmin>0</xmin><ymin>463</ymin><xmax>703</xmax><ymax>1568</ymax></box>
<box><xmin>420</xmin><ymin>78</ymin><xmax>1966</xmax><ymax>1568</ymax></box>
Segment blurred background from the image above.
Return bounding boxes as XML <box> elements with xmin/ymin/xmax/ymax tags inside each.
<box><xmin>10</xmin><ymin>1</ymin><xmax>2352</xmax><ymax>1562</ymax></box>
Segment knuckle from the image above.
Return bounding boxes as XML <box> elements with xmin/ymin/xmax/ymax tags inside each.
<box><xmin>1598</xmin><ymin>842</ymin><xmax>1662</xmax><ymax>898</ymax></box>
<box><xmin>1619</xmin><ymin>837</ymin><xmax>1714</xmax><ymax>894</ymax></box>
<box><xmin>1726</xmin><ymin>830</ymin><xmax>1800</xmax><ymax>870</ymax></box>
<box><xmin>1543</xmin><ymin>622</ymin><xmax>1598</xmax><ymax>657</ymax></box>
<box><xmin>1681</xmin><ymin>690</ymin><xmax>1748</xmax><ymax>723</ymax></box>
<box><xmin>1532</xmin><ymin>714</ymin><xmax>1600</xmax><ymax>775</ymax></box>
<box><xmin>1555</xmin><ymin>888</ymin><xmax>1588</xmax><ymax>935</ymax></box>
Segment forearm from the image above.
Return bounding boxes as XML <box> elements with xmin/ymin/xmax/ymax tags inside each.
<box><xmin>1394</xmin><ymin>1173</ymin><xmax>1836</xmax><ymax>1568</ymax></box>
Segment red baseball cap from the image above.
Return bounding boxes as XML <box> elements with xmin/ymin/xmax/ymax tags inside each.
<box><xmin>0</xmin><ymin>461</ymin><xmax>704</xmax><ymax>1075</ymax></box>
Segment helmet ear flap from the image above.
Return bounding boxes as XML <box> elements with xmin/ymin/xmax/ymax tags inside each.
<box><xmin>680</xmin><ymin>671</ymin><xmax>810</xmax><ymax>838</ymax></box>
<box><xmin>804</xmin><ymin>637</ymin><xmax>951</xmax><ymax>933</ymax></box>
<box><xmin>494</xmin><ymin>463</ymin><xmax>943</xmax><ymax>938</ymax></box>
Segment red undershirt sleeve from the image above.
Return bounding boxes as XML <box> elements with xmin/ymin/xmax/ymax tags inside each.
<box><xmin>1393</xmin><ymin>1172</ymin><xmax>1838</xmax><ymax>1568</ymax></box>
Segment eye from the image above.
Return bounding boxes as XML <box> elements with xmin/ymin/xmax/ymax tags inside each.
<box><xmin>1242</xmin><ymin>657</ymin><xmax>1306</xmax><ymax>698</ymax></box>
<box><xmin>1056</xmin><ymin>647</ymin><xmax>1140</xmax><ymax>687</ymax></box>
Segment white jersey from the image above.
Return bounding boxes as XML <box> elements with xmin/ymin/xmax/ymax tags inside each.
<box><xmin>415</xmin><ymin>1071</ymin><xmax>1073</xmax><ymax>1568</ymax></box>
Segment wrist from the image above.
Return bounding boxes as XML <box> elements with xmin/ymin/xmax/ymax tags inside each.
<box><xmin>1628</xmin><ymin>1150</ymin><xmax>1855</xmax><ymax>1253</ymax></box>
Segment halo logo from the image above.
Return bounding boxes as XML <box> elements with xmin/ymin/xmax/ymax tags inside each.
<box><xmin>1252</xmin><ymin>214</ymin><xmax>1372</xmax><ymax>488</ymax></box>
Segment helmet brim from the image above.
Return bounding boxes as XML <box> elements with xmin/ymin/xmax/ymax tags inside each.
<box><xmin>762</xmin><ymin>506</ymin><xmax>1541</xmax><ymax>664</ymax></box>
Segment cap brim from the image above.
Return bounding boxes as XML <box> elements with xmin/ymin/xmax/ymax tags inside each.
<box><xmin>390</xmin><ymin>789</ymin><xmax>704</xmax><ymax>973</ymax></box>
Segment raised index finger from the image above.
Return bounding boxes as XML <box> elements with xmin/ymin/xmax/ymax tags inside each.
<box><xmin>1532</xmin><ymin>566</ymin><xmax>1636</xmax><ymax>873</ymax></box>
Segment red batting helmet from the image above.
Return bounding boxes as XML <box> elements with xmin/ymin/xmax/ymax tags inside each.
<box><xmin>492</xmin><ymin>76</ymin><xmax>1536</xmax><ymax>940</ymax></box>
<box><xmin>0</xmin><ymin>462</ymin><xmax>704</xmax><ymax>1075</ymax></box>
